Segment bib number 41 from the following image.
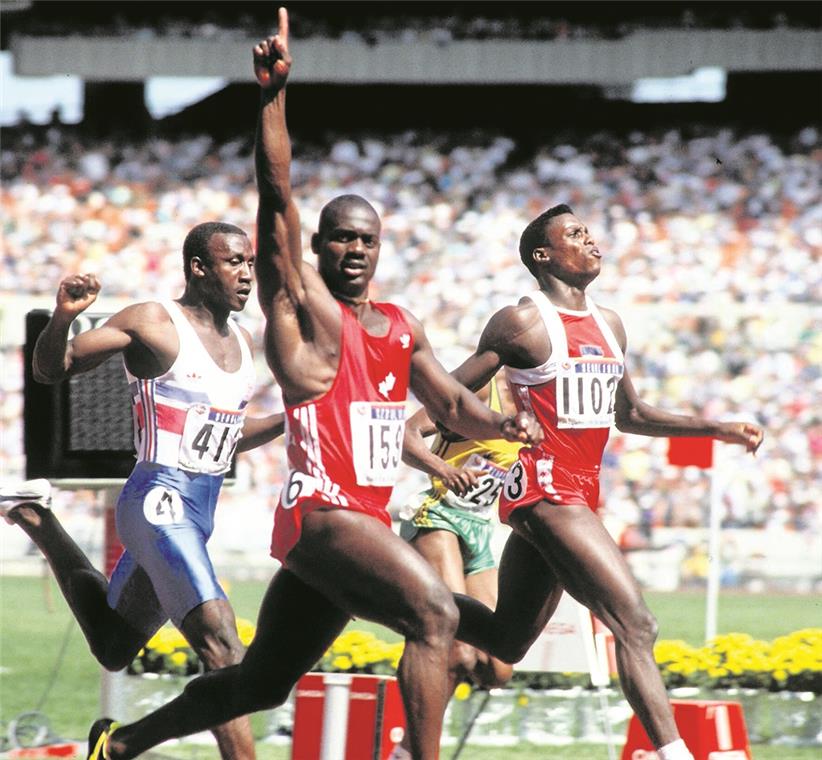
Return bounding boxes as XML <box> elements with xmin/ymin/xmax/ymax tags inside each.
<box><xmin>179</xmin><ymin>404</ymin><xmax>243</xmax><ymax>474</ymax></box>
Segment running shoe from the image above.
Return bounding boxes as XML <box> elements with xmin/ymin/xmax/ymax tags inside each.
<box><xmin>87</xmin><ymin>718</ymin><xmax>120</xmax><ymax>760</ymax></box>
<box><xmin>0</xmin><ymin>478</ymin><xmax>51</xmax><ymax>520</ymax></box>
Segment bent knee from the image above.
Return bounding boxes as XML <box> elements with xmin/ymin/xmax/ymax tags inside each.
<box><xmin>612</xmin><ymin>605</ymin><xmax>659</xmax><ymax>648</ymax></box>
<box><xmin>474</xmin><ymin>657</ymin><xmax>514</xmax><ymax>689</ymax></box>
<box><xmin>492</xmin><ymin>639</ymin><xmax>532</xmax><ymax>666</ymax></box>
<box><xmin>239</xmin><ymin>663</ymin><xmax>295</xmax><ymax>711</ymax></box>
<box><xmin>452</xmin><ymin>641</ymin><xmax>479</xmax><ymax>675</ymax></box>
<box><xmin>96</xmin><ymin>649</ymin><xmax>135</xmax><ymax>672</ymax></box>
<box><xmin>413</xmin><ymin>583</ymin><xmax>459</xmax><ymax>642</ymax></box>
<box><xmin>91</xmin><ymin>636</ymin><xmax>144</xmax><ymax>672</ymax></box>
<box><xmin>197</xmin><ymin>637</ymin><xmax>246</xmax><ymax>671</ymax></box>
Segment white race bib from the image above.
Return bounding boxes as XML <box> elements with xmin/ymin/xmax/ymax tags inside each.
<box><xmin>555</xmin><ymin>358</ymin><xmax>622</xmax><ymax>429</ymax></box>
<box><xmin>350</xmin><ymin>402</ymin><xmax>406</xmax><ymax>487</ymax></box>
<box><xmin>178</xmin><ymin>404</ymin><xmax>244</xmax><ymax>474</ymax></box>
<box><xmin>443</xmin><ymin>453</ymin><xmax>507</xmax><ymax>516</ymax></box>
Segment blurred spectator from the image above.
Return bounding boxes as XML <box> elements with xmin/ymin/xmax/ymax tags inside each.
<box><xmin>1</xmin><ymin>124</ymin><xmax>819</xmax><ymax>541</ymax></box>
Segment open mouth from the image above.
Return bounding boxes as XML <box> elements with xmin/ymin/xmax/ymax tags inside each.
<box><xmin>341</xmin><ymin>260</ymin><xmax>367</xmax><ymax>277</ymax></box>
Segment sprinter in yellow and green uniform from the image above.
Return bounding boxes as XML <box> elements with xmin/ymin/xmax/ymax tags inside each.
<box><xmin>400</xmin><ymin>374</ymin><xmax>520</xmax><ymax>698</ymax></box>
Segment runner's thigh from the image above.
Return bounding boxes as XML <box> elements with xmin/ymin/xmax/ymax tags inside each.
<box><xmin>241</xmin><ymin>568</ymin><xmax>351</xmax><ymax>687</ymax></box>
<box><xmin>287</xmin><ymin>509</ymin><xmax>454</xmax><ymax>636</ymax></box>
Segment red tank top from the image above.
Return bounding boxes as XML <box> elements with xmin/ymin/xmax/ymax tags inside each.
<box><xmin>505</xmin><ymin>293</ymin><xmax>624</xmax><ymax>470</ymax></box>
<box><xmin>279</xmin><ymin>301</ymin><xmax>415</xmax><ymax>514</ymax></box>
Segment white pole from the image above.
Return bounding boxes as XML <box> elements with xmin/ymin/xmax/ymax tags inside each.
<box><xmin>705</xmin><ymin>445</ymin><xmax>722</xmax><ymax>643</ymax></box>
<box><xmin>100</xmin><ymin>668</ymin><xmax>128</xmax><ymax>719</ymax></box>
<box><xmin>98</xmin><ymin>486</ymin><xmax>128</xmax><ymax>718</ymax></box>
<box><xmin>320</xmin><ymin>673</ymin><xmax>352</xmax><ymax>760</ymax></box>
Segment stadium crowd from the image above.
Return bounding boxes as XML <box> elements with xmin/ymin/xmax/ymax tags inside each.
<box><xmin>1</xmin><ymin>122</ymin><xmax>819</xmax><ymax>545</ymax></box>
<box><xmin>8</xmin><ymin>4</ymin><xmax>817</xmax><ymax>43</ymax></box>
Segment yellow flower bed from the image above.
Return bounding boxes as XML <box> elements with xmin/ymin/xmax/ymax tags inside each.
<box><xmin>317</xmin><ymin>630</ymin><xmax>405</xmax><ymax>676</ymax></box>
<box><xmin>129</xmin><ymin>623</ymin><xmax>405</xmax><ymax>679</ymax></box>
<box><xmin>131</xmin><ymin>624</ymin><xmax>822</xmax><ymax>695</ymax></box>
<box><xmin>654</xmin><ymin>629</ymin><xmax>822</xmax><ymax>693</ymax></box>
<box><xmin>129</xmin><ymin>617</ymin><xmax>257</xmax><ymax>677</ymax></box>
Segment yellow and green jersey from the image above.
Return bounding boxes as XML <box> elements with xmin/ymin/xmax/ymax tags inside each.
<box><xmin>427</xmin><ymin>378</ymin><xmax>522</xmax><ymax>518</ymax></box>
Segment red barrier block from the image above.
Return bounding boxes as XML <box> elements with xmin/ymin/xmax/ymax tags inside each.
<box><xmin>621</xmin><ymin>699</ymin><xmax>752</xmax><ymax>760</ymax></box>
<box><xmin>292</xmin><ymin>672</ymin><xmax>406</xmax><ymax>760</ymax></box>
<box><xmin>7</xmin><ymin>744</ymin><xmax>82</xmax><ymax>758</ymax></box>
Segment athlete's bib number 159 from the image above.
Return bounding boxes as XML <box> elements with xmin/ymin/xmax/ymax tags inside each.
<box><xmin>350</xmin><ymin>401</ymin><xmax>406</xmax><ymax>487</ymax></box>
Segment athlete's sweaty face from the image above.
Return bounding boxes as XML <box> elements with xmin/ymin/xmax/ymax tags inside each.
<box><xmin>542</xmin><ymin>213</ymin><xmax>602</xmax><ymax>282</ymax></box>
<box><xmin>200</xmin><ymin>232</ymin><xmax>256</xmax><ymax>312</ymax></box>
<box><xmin>313</xmin><ymin>203</ymin><xmax>381</xmax><ymax>299</ymax></box>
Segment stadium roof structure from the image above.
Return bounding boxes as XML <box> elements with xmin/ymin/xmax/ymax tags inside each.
<box><xmin>3</xmin><ymin>1</ymin><xmax>821</xmax><ymax>85</ymax></box>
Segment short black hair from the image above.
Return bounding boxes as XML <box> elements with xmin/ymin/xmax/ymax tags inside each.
<box><xmin>518</xmin><ymin>204</ymin><xmax>574</xmax><ymax>277</ymax></box>
<box><xmin>182</xmin><ymin>221</ymin><xmax>247</xmax><ymax>280</ymax></box>
<box><xmin>317</xmin><ymin>195</ymin><xmax>380</xmax><ymax>236</ymax></box>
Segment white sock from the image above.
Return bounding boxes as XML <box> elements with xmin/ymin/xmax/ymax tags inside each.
<box><xmin>656</xmin><ymin>738</ymin><xmax>694</xmax><ymax>760</ymax></box>
<box><xmin>386</xmin><ymin>746</ymin><xmax>412</xmax><ymax>760</ymax></box>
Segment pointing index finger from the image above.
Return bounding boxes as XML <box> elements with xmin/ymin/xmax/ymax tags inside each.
<box><xmin>278</xmin><ymin>7</ymin><xmax>289</xmax><ymax>46</ymax></box>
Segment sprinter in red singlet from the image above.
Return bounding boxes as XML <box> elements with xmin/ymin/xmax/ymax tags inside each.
<box><xmin>443</xmin><ymin>204</ymin><xmax>763</xmax><ymax>760</ymax></box>
<box><xmin>87</xmin><ymin>9</ymin><xmax>541</xmax><ymax>760</ymax></box>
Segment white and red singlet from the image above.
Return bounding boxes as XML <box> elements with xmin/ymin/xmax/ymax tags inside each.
<box><xmin>499</xmin><ymin>291</ymin><xmax>624</xmax><ymax>520</ymax></box>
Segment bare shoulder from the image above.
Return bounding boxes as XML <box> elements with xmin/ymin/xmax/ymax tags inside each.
<box><xmin>594</xmin><ymin>303</ymin><xmax>627</xmax><ymax>346</ymax></box>
<box><xmin>108</xmin><ymin>301</ymin><xmax>171</xmax><ymax>325</ymax></box>
<box><xmin>475</xmin><ymin>297</ymin><xmax>550</xmax><ymax>368</ymax></box>
<box><xmin>396</xmin><ymin>304</ymin><xmax>423</xmax><ymax>330</ymax></box>
<box><xmin>395</xmin><ymin>305</ymin><xmax>429</xmax><ymax>349</ymax></box>
<box><xmin>482</xmin><ymin>298</ymin><xmax>543</xmax><ymax>345</ymax></box>
<box><xmin>102</xmin><ymin>301</ymin><xmax>172</xmax><ymax>331</ymax></box>
<box><xmin>235</xmin><ymin>322</ymin><xmax>255</xmax><ymax>351</ymax></box>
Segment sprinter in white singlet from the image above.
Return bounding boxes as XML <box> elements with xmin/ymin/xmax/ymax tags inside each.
<box><xmin>6</xmin><ymin>222</ymin><xmax>283</xmax><ymax>760</ymax></box>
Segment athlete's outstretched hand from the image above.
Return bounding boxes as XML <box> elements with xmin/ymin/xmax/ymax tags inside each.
<box><xmin>253</xmin><ymin>7</ymin><xmax>291</xmax><ymax>90</ymax></box>
<box><xmin>439</xmin><ymin>464</ymin><xmax>482</xmax><ymax>497</ymax></box>
<box><xmin>501</xmin><ymin>411</ymin><xmax>544</xmax><ymax>447</ymax></box>
<box><xmin>54</xmin><ymin>274</ymin><xmax>101</xmax><ymax>318</ymax></box>
<box><xmin>714</xmin><ymin>421</ymin><xmax>764</xmax><ymax>454</ymax></box>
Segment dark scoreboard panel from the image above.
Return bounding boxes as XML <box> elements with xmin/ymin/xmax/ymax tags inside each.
<box><xmin>24</xmin><ymin>309</ymin><xmax>136</xmax><ymax>479</ymax></box>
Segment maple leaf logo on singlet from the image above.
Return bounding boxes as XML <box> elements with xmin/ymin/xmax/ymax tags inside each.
<box><xmin>378</xmin><ymin>372</ymin><xmax>396</xmax><ymax>399</ymax></box>
<box><xmin>400</xmin><ymin>333</ymin><xmax>411</xmax><ymax>349</ymax></box>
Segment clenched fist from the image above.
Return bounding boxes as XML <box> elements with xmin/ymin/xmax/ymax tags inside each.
<box><xmin>55</xmin><ymin>274</ymin><xmax>101</xmax><ymax>317</ymax></box>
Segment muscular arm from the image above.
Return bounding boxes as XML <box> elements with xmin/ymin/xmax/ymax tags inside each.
<box><xmin>237</xmin><ymin>412</ymin><xmax>286</xmax><ymax>452</ymax></box>
<box><xmin>401</xmin><ymin>407</ymin><xmax>480</xmax><ymax>495</ymax></box>
<box><xmin>32</xmin><ymin>274</ymin><xmax>140</xmax><ymax>384</ymax></box>
<box><xmin>402</xmin><ymin>407</ymin><xmax>443</xmax><ymax>474</ymax></box>
<box><xmin>413</xmin><ymin>301</ymin><xmax>542</xmax><ymax>434</ymax></box>
<box><xmin>253</xmin><ymin>15</ymin><xmax>306</xmax><ymax>315</ymax></box>
<box><xmin>450</xmin><ymin>301</ymin><xmax>545</xmax><ymax>389</ymax></box>
<box><xmin>614</xmin><ymin>368</ymin><xmax>762</xmax><ymax>451</ymax></box>
<box><xmin>608</xmin><ymin>308</ymin><xmax>763</xmax><ymax>452</ymax></box>
<box><xmin>406</xmin><ymin>311</ymin><xmax>542</xmax><ymax>446</ymax></box>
